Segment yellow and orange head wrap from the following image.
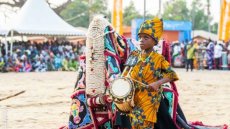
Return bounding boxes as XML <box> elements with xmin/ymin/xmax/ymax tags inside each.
<box><xmin>138</xmin><ymin>17</ymin><xmax>163</xmax><ymax>43</ymax></box>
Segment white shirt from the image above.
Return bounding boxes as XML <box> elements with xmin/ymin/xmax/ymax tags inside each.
<box><xmin>227</xmin><ymin>44</ymin><xmax>230</xmax><ymax>51</ymax></box>
<box><xmin>214</xmin><ymin>44</ymin><xmax>223</xmax><ymax>58</ymax></box>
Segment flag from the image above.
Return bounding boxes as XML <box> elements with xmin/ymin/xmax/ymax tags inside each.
<box><xmin>112</xmin><ymin>0</ymin><xmax>123</xmax><ymax>34</ymax></box>
<box><xmin>219</xmin><ymin>0</ymin><xmax>230</xmax><ymax>41</ymax></box>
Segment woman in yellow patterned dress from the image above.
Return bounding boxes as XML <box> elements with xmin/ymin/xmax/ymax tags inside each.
<box><xmin>123</xmin><ymin>17</ymin><xmax>179</xmax><ymax>129</ymax></box>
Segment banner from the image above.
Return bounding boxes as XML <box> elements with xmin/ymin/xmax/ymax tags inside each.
<box><xmin>112</xmin><ymin>0</ymin><xmax>123</xmax><ymax>34</ymax></box>
<box><xmin>219</xmin><ymin>0</ymin><xmax>230</xmax><ymax>41</ymax></box>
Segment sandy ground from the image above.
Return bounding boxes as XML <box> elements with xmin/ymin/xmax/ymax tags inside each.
<box><xmin>0</xmin><ymin>69</ymin><xmax>229</xmax><ymax>129</ymax></box>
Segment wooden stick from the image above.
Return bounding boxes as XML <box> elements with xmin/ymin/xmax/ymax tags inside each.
<box><xmin>0</xmin><ymin>90</ymin><xmax>25</xmax><ymax>101</ymax></box>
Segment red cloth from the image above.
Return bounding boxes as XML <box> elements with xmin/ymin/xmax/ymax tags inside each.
<box><xmin>190</xmin><ymin>121</ymin><xmax>228</xmax><ymax>129</ymax></box>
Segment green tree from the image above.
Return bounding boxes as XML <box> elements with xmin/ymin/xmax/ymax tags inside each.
<box><xmin>190</xmin><ymin>0</ymin><xmax>211</xmax><ymax>31</ymax></box>
<box><xmin>60</xmin><ymin>0</ymin><xmax>89</xmax><ymax>27</ymax></box>
<box><xmin>123</xmin><ymin>1</ymin><xmax>142</xmax><ymax>26</ymax></box>
<box><xmin>211</xmin><ymin>22</ymin><xmax>218</xmax><ymax>34</ymax></box>
<box><xmin>90</xmin><ymin>0</ymin><xmax>108</xmax><ymax>18</ymax></box>
<box><xmin>60</xmin><ymin>0</ymin><xmax>108</xmax><ymax>27</ymax></box>
<box><xmin>162</xmin><ymin>0</ymin><xmax>213</xmax><ymax>31</ymax></box>
<box><xmin>0</xmin><ymin>0</ymin><xmax>72</xmax><ymax>15</ymax></box>
<box><xmin>162</xmin><ymin>0</ymin><xmax>190</xmax><ymax>21</ymax></box>
<box><xmin>123</xmin><ymin>1</ymin><xmax>154</xmax><ymax>26</ymax></box>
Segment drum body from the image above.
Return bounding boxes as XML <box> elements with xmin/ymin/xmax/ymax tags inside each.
<box><xmin>110</xmin><ymin>77</ymin><xmax>134</xmax><ymax>113</ymax></box>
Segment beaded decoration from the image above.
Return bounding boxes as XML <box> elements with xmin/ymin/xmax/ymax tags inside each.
<box><xmin>85</xmin><ymin>17</ymin><xmax>111</xmax><ymax>96</ymax></box>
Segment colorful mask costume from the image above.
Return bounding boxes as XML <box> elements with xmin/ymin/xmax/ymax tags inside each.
<box><xmin>66</xmin><ymin>17</ymin><xmax>131</xmax><ymax>129</ymax></box>
<box><xmin>61</xmin><ymin>17</ymin><xmax>228</xmax><ymax>129</ymax></box>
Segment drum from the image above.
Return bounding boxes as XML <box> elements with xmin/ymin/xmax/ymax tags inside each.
<box><xmin>110</xmin><ymin>77</ymin><xmax>135</xmax><ymax>113</ymax></box>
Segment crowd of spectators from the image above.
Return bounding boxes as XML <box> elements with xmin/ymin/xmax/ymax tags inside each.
<box><xmin>0</xmin><ymin>40</ymin><xmax>85</xmax><ymax>73</ymax></box>
<box><xmin>1</xmin><ymin>38</ymin><xmax>230</xmax><ymax>73</ymax></box>
<box><xmin>170</xmin><ymin>39</ymin><xmax>230</xmax><ymax>71</ymax></box>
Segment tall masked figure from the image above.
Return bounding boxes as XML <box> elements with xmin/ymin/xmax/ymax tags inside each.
<box><xmin>64</xmin><ymin>17</ymin><xmax>132</xmax><ymax>129</ymax></box>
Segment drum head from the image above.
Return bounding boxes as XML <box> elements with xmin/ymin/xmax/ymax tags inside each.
<box><xmin>110</xmin><ymin>78</ymin><xmax>132</xmax><ymax>99</ymax></box>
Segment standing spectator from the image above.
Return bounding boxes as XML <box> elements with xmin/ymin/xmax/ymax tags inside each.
<box><xmin>196</xmin><ymin>42</ymin><xmax>206</xmax><ymax>70</ymax></box>
<box><xmin>214</xmin><ymin>41</ymin><xmax>223</xmax><ymax>69</ymax></box>
<box><xmin>171</xmin><ymin>42</ymin><xmax>181</xmax><ymax>67</ymax></box>
<box><xmin>186</xmin><ymin>41</ymin><xmax>196</xmax><ymax>71</ymax></box>
<box><xmin>206</xmin><ymin>39</ymin><xmax>215</xmax><ymax>70</ymax></box>
<box><xmin>183</xmin><ymin>39</ymin><xmax>188</xmax><ymax>68</ymax></box>
<box><xmin>227</xmin><ymin>41</ymin><xmax>230</xmax><ymax>67</ymax></box>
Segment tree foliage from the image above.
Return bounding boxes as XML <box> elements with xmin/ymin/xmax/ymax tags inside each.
<box><xmin>60</xmin><ymin>0</ymin><xmax>89</xmax><ymax>27</ymax></box>
<box><xmin>162</xmin><ymin>0</ymin><xmax>217</xmax><ymax>33</ymax></box>
<box><xmin>190</xmin><ymin>0</ymin><xmax>210</xmax><ymax>31</ymax></box>
<box><xmin>89</xmin><ymin>0</ymin><xmax>108</xmax><ymax>17</ymax></box>
<box><xmin>0</xmin><ymin>0</ymin><xmax>72</xmax><ymax>14</ymax></box>
<box><xmin>123</xmin><ymin>1</ymin><xmax>141</xmax><ymax>26</ymax></box>
<box><xmin>123</xmin><ymin>0</ymin><xmax>155</xmax><ymax>26</ymax></box>
<box><xmin>162</xmin><ymin>0</ymin><xmax>190</xmax><ymax>21</ymax></box>
<box><xmin>0</xmin><ymin>0</ymin><xmax>26</xmax><ymax>8</ymax></box>
<box><xmin>1</xmin><ymin>0</ymin><xmax>218</xmax><ymax>33</ymax></box>
<box><xmin>60</xmin><ymin>0</ymin><xmax>109</xmax><ymax>27</ymax></box>
<box><xmin>211</xmin><ymin>22</ymin><xmax>218</xmax><ymax>34</ymax></box>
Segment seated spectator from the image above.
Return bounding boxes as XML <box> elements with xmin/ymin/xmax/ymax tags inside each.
<box><xmin>62</xmin><ymin>57</ymin><xmax>69</xmax><ymax>71</ymax></box>
<box><xmin>47</xmin><ymin>58</ymin><xmax>55</xmax><ymax>71</ymax></box>
<box><xmin>4</xmin><ymin>58</ymin><xmax>15</xmax><ymax>72</ymax></box>
<box><xmin>15</xmin><ymin>58</ymin><xmax>23</xmax><ymax>72</ymax></box>
<box><xmin>54</xmin><ymin>53</ymin><xmax>62</xmax><ymax>71</ymax></box>
<box><xmin>23</xmin><ymin>58</ymin><xmax>32</xmax><ymax>72</ymax></box>
<box><xmin>1</xmin><ymin>40</ymin><xmax>86</xmax><ymax>73</ymax></box>
<box><xmin>40</xmin><ymin>60</ymin><xmax>47</xmax><ymax>72</ymax></box>
<box><xmin>214</xmin><ymin>42</ymin><xmax>223</xmax><ymax>69</ymax></box>
<box><xmin>68</xmin><ymin>58</ymin><xmax>78</xmax><ymax>71</ymax></box>
<box><xmin>35</xmin><ymin>58</ymin><xmax>47</xmax><ymax>72</ymax></box>
<box><xmin>34</xmin><ymin>57</ymin><xmax>41</xmax><ymax>72</ymax></box>
<box><xmin>0</xmin><ymin>57</ymin><xmax>4</xmax><ymax>72</ymax></box>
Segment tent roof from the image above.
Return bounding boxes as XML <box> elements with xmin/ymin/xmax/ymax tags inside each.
<box><xmin>0</xmin><ymin>21</ymin><xmax>8</xmax><ymax>35</ymax></box>
<box><xmin>192</xmin><ymin>30</ymin><xmax>218</xmax><ymax>41</ymax></box>
<box><xmin>10</xmin><ymin>0</ymin><xmax>85</xmax><ymax>36</ymax></box>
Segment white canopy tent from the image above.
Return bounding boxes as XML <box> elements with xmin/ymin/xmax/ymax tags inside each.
<box><xmin>10</xmin><ymin>0</ymin><xmax>85</xmax><ymax>36</ymax></box>
<box><xmin>8</xmin><ymin>0</ymin><xmax>86</xmax><ymax>54</ymax></box>
<box><xmin>0</xmin><ymin>21</ymin><xmax>8</xmax><ymax>36</ymax></box>
<box><xmin>0</xmin><ymin>21</ymin><xmax>9</xmax><ymax>55</ymax></box>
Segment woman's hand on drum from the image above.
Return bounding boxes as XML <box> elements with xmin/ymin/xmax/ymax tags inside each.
<box><xmin>148</xmin><ymin>81</ymin><xmax>161</xmax><ymax>91</ymax></box>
